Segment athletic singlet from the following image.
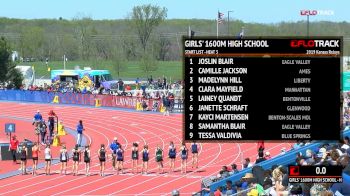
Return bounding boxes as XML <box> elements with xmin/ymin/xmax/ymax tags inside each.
<box><xmin>45</xmin><ymin>148</ymin><xmax>51</xmax><ymax>159</ymax></box>
<box><xmin>60</xmin><ymin>150</ymin><xmax>67</xmax><ymax>161</ymax></box>
<box><xmin>142</xmin><ymin>150</ymin><xmax>149</xmax><ymax>161</ymax></box>
<box><xmin>21</xmin><ymin>149</ymin><xmax>27</xmax><ymax>159</ymax></box>
<box><xmin>181</xmin><ymin>148</ymin><xmax>188</xmax><ymax>159</ymax></box>
<box><xmin>84</xmin><ymin>150</ymin><xmax>90</xmax><ymax>162</ymax></box>
<box><xmin>100</xmin><ymin>149</ymin><xmax>106</xmax><ymax>159</ymax></box>
<box><xmin>156</xmin><ymin>148</ymin><xmax>163</xmax><ymax>161</ymax></box>
<box><xmin>117</xmin><ymin>149</ymin><xmax>123</xmax><ymax>159</ymax></box>
<box><xmin>191</xmin><ymin>144</ymin><xmax>198</xmax><ymax>153</ymax></box>
<box><xmin>132</xmin><ymin>149</ymin><xmax>138</xmax><ymax>159</ymax></box>
<box><xmin>169</xmin><ymin>146</ymin><xmax>176</xmax><ymax>158</ymax></box>
<box><xmin>73</xmin><ymin>150</ymin><xmax>79</xmax><ymax>161</ymax></box>
<box><xmin>32</xmin><ymin>148</ymin><xmax>38</xmax><ymax>158</ymax></box>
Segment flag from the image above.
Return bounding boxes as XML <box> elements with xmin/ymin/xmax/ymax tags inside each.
<box><xmin>218</xmin><ymin>11</ymin><xmax>224</xmax><ymax>24</ymax></box>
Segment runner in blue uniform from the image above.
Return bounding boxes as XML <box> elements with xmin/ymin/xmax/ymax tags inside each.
<box><xmin>191</xmin><ymin>141</ymin><xmax>199</xmax><ymax>168</ymax></box>
<box><xmin>116</xmin><ymin>146</ymin><xmax>124</xmax><ymax>174</ymax></box>
<box><xmin>180</xmin><ymin>142</ymin><xmax>188</xmax><ymax>174</ymax></box>
<box><xmin>168</xmin><ymin>141</ymin><xmax>176</xmax><ymax>173</ymax></box>
<box><xmin>142</xmin><ymin>144</ymin><xmax>149</xmax><ymax>174</ymax></box>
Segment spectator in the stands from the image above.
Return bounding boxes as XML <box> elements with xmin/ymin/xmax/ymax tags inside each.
<box><xmin>295</xmin><ymin>152</ymin><xmax>304</xmax><ymax>166</ymax></box>
<box><xmin>247</xmin><ymin>178</ymin><xmax>264</xmax><ymax>196</ymax></box>
<box><xmin>293</xmin><ymin>140</ymin><xmax>302</xmax><ymax>150</ymax></box>
<box><xmin>310</xmin><ymin>184</ymin><xmax>328</xmax><ymax>195</ymax></box>
<box><xmin>341</xmin><ymin>136</ymin><xmax>350</xmax><ymax>150</ymax></box>
<box><xmin>230</xmin><ymin>163</ymin><xmax>239</xmax><ymax>175</ymax></box>
<box><xmin>240</xmin><ymin>173</ymin><xmax>254</xmax><ymax>190</ymax></box>
<box><xmin>243</xmin><ymin>158</ymin><xmax>253</xmax><ymax>168</ymax></box>
<box><xmin>264</xmin><ymin>151</ymin><xmax>271</xmax><ymax>160</ymax></box>
<box><xmin>263</xmin><ymin>169</ymin><xmax>272</xmax><ymax>182</ymax></box>
<box><xmin>272</xmin><ymin>167</ymin><xmax>286</xmax><ymax>193</ymax></box>
<box><xmin>330</xmin><ymin>180</ymin><xmax>350</xmax><ymax>196</ymax></box>
<box><xmin>279</xmin><ymin>166</ymin><xmax>289</xmax><ymax>188</ymax></box>
<box><xmin>125</xmin><ymin>84</ymin><xmax>131</xmax><ymax>91</ymax></box>
<box><xmin>213</xmin><ymin>187</ymin><xmax>223</xmax><ymax>196</ymax></box>
<box><xmin>142</xmin><ymin>100</ymin><xmax>149</xmax><ymax>111</ymax></box>
<box><xmin>220</xmin><ymin>166</ymin><xmax>230</xmax><ymax>179</ymax></box>
<box><xmin>163</xmin><ymin>76</ymin><xmax>167</xmax><ymax>89</ymax></box>
<box><xmin>280</xmin><ymin>147</ymin><xmax>287</xmax><ymax>155</ymax></box>
<box><xmin>118</xmin><ymin>79</ymin><xmax>124</xmax><ymax>91</ymax></box>
<box><xmin>343</xmin><ymin>150</ymin><xmax>350</xmax><ymax>174</ymax></box>
<box><xmin>289</xmin><ymin>184</ymin><xmax>303</xmax><ymax>196</ymax></box>
<box><xmin>262</xmin><ymin>178</ymin><xmax>274</xmax><ymax>195</ymax></box>
<box><xmin>304</xmin><ymin>149</ymin><xmax>315</xmax><ymax>165</ymax></box>
<box><xmin>225</xmin><ymin>180</ymin><xmax>236</xmax><ymax>195</ymax></box>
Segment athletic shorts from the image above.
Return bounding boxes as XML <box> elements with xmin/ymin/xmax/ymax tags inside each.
<box><xmin>21</xmin><ymin>158</ymin><xmax>27</xmax><ymax>161</ymax></box>
<box><xmin>32</xmin><ymin>157</ymin><xmax>38</xmax><ymax>161</ymax></box>
<box><xmin>143</xmin><ymin>158</ymin><xmax>149</xmax><ymax>162</ymax></box>
<box><xmin>84</xmin><ymin>158</ymin><xmax>90</xmax><ymax>163</ymax></box>
<box><xmin>61</xmin><ymin>160</ymin><xmax>67</xmax><ymax>163</ymax></box>
<box><xmin>45</xmin><ymin>159</ymin><xmax>51</xmax><ymax>162</ymax></box>
<box><xmin>117</xmin><ymin>158</ymin><xmax>123</xmax><ymax>162</ymax></box>
<box><xmin>99</xmin><ymin>158</ymin><xmax>106</xmax><ymax>162</ymax></box>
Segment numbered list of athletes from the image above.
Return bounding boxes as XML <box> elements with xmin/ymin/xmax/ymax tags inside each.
<box><xmin>184</xmin><ymin>37</ymin><xmax>341</xmax><ymax>141</ymax></box>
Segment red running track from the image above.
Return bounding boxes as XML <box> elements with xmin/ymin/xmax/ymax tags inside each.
<box><xmin>0</xmin><ymin>102</ymin><xmax>291</xmax><ymax>195</ymax></box>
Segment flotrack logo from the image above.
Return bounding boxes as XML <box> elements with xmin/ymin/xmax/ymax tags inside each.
<box><xmin>300</xmin><ymin>10</ymin><xmax>334</xmax><ymax>16</ymax></box>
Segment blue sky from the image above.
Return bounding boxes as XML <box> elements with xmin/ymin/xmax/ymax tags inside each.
<box><xmin>1</xmin><ymin>0</ymin><xmax>348</xmax><ymax>23</ymax></box>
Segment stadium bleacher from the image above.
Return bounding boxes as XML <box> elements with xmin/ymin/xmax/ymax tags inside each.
<box><xmin>200</xmin><ymin>130</ymin><xmax>350</xmax><ymax>195</ymax></box>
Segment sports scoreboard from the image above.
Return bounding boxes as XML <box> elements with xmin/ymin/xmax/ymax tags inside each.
<box><xmin>184</xmin><ymin>37</ymin><xmax>342</xmax><ymax>141</ymax></box>
<box><xmin>288</xmin><ymin>165</ymin><xmax>343</xmax><ymax>183</ymax></box>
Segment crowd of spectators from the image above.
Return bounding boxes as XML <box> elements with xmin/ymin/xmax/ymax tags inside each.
<box><xmin>0</xmin><ymin>76</ymin><xmax>184</xmax><ymax>100</ymax></box>
<box><xmin>200</xmin><ymin>137</ymin><xmax>350</xmax><ymax>195</ymax></box>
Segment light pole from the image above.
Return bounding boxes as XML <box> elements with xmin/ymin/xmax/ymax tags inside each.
<box><xmin>228</xmin><ymin>11</ymin><xmax>233</xmax><ymax>35</ymax></box>
<box><xmin>300</xmin><ymin>10</ymin><xmax>316</xmax><ymax>37</ymax></box>
<box><xmin>307</xmin><ymin>15</ymin><xmax>309</xmax><ymax>37</ymax></box>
